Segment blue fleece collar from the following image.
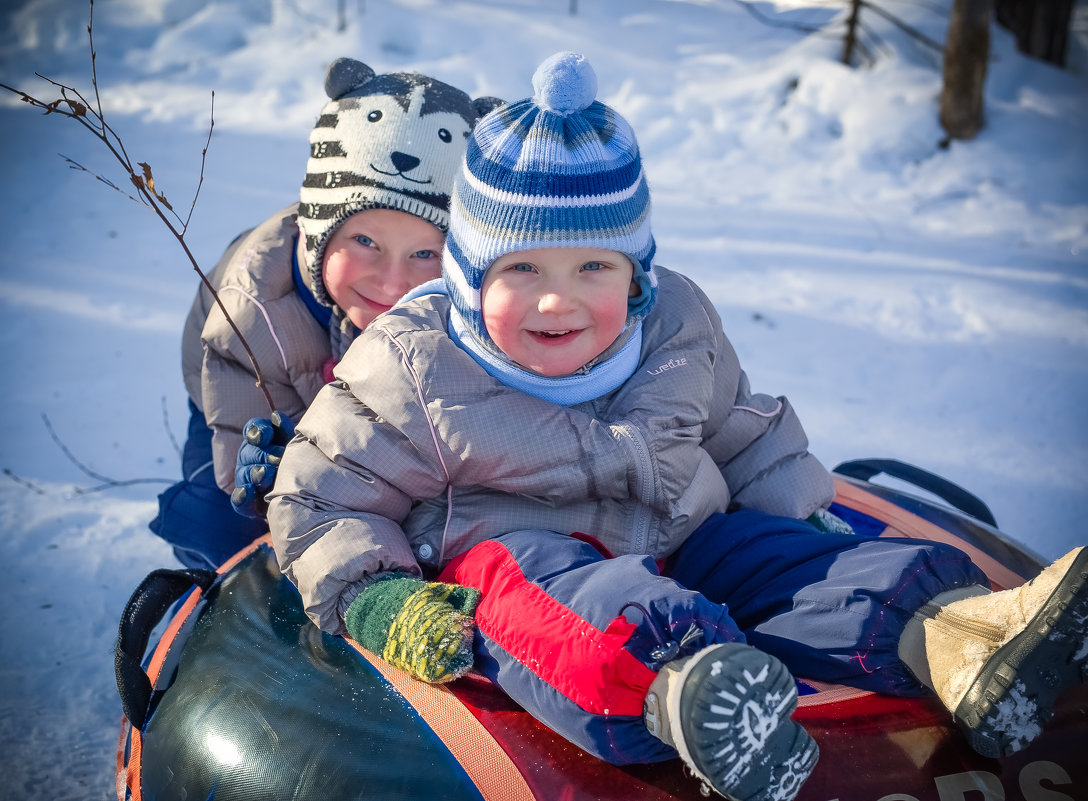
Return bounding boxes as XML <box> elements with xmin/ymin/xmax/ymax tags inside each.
<box><xmin>292</xmin><ymin>236</ymin><xmax>333</xmax><ymax>329</ymax></box>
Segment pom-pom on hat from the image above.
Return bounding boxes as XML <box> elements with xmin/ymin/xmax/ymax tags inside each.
<box><xmin>443</xmin><ymin>51</ymin><xmax>658</xmax><ymax>348</ymax></box>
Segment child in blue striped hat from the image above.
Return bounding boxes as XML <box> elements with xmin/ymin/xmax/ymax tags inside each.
<box><xmin>436</xmin><ymin>50</ymin><xmax>822</xmax><ymax>800</ymax></box>
<box><xmin>268</xmin><ymin>52</ymin><xmax>1088</xmax><ymax>801</ymax></box>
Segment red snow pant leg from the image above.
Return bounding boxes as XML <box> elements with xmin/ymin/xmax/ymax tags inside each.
<box><xmin>444</xmin><ymin>529</ymin><xmax>745</xmax><ymax>765</ymax></box>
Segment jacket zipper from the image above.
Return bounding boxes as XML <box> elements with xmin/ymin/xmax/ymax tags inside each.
<box><xmin>615</xmin><ymin>422</ymin><xmax>654</xmax><ymax>555</ymax></box>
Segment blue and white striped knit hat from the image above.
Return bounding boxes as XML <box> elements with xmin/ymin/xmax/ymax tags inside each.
<box><xmin>443</xmin><ymin>51</ymin><xmax>658</xmax><ymax>347</ymax></box>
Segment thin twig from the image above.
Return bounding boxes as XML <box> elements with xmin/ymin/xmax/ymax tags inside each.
<box><xmin>161</xmin><ymin>396</ymin><xmax>183</xmax><ymax>460</ymax></box>
<box><xmin>859</xmin><ymin>0</ymin><xmax>945</xmax><ymax>53</ymax></box>
<box><xmin>731</xmin><ymin>0</ymin><xmax>824</xmax><ymax>33</ymax></box>
<box><xmin>184</xmin><ymin>92</ymin><xmax>214</xmax><ymax>234</ymax></box>
<box><xmin>89</xmin><ymin>0</ymin><xmax>105</xmax><ymax>136</ymax></box>
<box><xmin>41</xmin><ymin>413</ymin><xmax>174</xmax><ymax>492</ymax></box>
<box><xmin>0</xmin><ymin>3</ymin><xmax>276</xmax><ymax>412</ymax></box>
<box><xmin>732</xmin><ymin>0</ymin><xmax>945</xmax><ymax>63</ymax></box>
<box><xmin>62</xmin><ymin>154</ymin><xmax>144</xmax><ymax>204</ymax></box>
<box><xmin>43</xmin><ymin>413</ymin><xmax>127</xmax><ymax>486</ymax></box>
<box><xmin>70</xmin><ymin>477</ymin><xmax>174</xmax><ymax>496</ymax></box>
<box><xmin>2</xmin><ymin>468</ymin><xmax>48</xmax><ymax>495</ymax></box>
<box><xmin>852</xmin><ymin>27</ymin><xmax>877</xmax><ymax>65</ymax></box>
<box><xmin>857</xmin><ymin>17</ymin><xmax>887</xmax><ymax>60</ymax></box>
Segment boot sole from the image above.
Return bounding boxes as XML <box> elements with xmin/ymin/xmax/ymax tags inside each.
<box><xmin>678</xmin><ymin>643</ymin><xmax>818</xmax><ymax>801</ymax></box>
<box><xmin>954</xmin><ymin>548</ymin><xmax>1088</xmax><ymax>757</ymax></box>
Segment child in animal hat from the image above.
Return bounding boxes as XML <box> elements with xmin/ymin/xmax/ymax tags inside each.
<box><xmin>267</xmin><ymin>53</ymin><xmax>1088</xmax><ymax>801</ymax></box>
<box><xmin>150</xmin><ymin>57</ymin><xmax>501</xmax><ymax>570</ymax></box>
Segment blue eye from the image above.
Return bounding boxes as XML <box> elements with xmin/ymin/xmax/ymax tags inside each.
<box><xmin>582</xmin><ymin>261</ymin><xmax>603</xmax><ymax>271</ymax></box>
<box><xmin>414</xmin><ymin>249</ymin><xmax>437</xmax><ymax>259</ymax></box>
<box><xmin>511</xmin><ymin>263</ymin><xmax>535</xmax><ymax>272</ymax></box>
<box><xmin>354</xmin><ymin>234</ymin><xmax>375</xmax><ymax>247</ymax></box>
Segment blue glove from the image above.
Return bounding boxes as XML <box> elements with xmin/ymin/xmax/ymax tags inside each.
<box><xmin>230</xmin><ymin>410</ymin><xmax>296</xmax><ymax>519</ymax></box>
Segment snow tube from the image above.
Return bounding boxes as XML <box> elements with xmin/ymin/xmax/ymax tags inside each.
<box><xmin>114</xmin><ymin>460</ymin><xmax>1087</xmax><ymax>801</ymax></box>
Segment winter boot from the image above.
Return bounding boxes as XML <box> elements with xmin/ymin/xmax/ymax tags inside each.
<box><xmin>899</xmin><ymin>546</ymin><xmax>1088</xmax><ymax>757</ymax></box>
<box><xmin>643</xmin><ymin>643</ymin><xmax>818</xmax><ymax>801</ymax></box>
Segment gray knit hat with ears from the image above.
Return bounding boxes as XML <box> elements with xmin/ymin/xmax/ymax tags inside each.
<box><xmin>298</xmin><ymin>57</ymin><xmax>503</xmax><ymax>317</ymax></box>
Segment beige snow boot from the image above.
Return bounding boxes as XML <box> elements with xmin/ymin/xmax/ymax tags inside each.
<box><xmin>899</xmin><ymin>547</ymin><xmax>1088</xmax><ymax>757</ymax></box>
<box><xmin>643</xmin><ymin>643</ymin><xmax>818</xmax><ymax>801</ymax></box>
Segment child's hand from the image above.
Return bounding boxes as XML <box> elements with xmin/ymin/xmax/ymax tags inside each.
<box><xmin>230</xmin><ymin>411</ymin><xmax>296</xmax><ymax>518</ymax></box>
<box><xmin>345</xmin><ymin>574</ymin><xmax>479</xmax><ymax>684</ymax></box>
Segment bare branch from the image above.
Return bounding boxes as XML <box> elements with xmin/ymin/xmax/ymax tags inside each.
<box><xmin>859</xmin><ymin>0</ymin><xmax>945</xmax><ymax>54</ymax></box>
<box><xmin>70</xmin><ymin>477</ymin><xmax>175</xmax><ymax>496</ymax></box>
<box><xmin>184</xmin><ymin>91</ymin><xmax>214</xmax><ymax>234</ymax></box>
<box><xmin>42</xmin><ymin>412</ymin><xmax>121</xmax><ymax>486</ymax></box>
<box><xmin>41</xmin><ymin>413</ymin><xmax>174</xmax><ymax>495</ymax></box>
<box><xmin>1</xmin><ymin>2</ymin><xmax>276</xmax><ymax>411</ymax></box>
<box><xmin>852</xmin><ymin>26</ymin><xmax>878</xmax><ymax>65</ymax></box>
<box><xmin>161</xmin><ymin>396</ymin><xmax>183</xmax><ymax>460</ymax></box>
<box><xmin>89</xmin><ymin>0</ymin><xmax>105</xmax><ymax>133</ymax></box>
<box><xmin>62</xmin><ymin>154</ymin><xmax>146</xmax><ymax>205</ymax></box>
<box><xmin>857</xmin><ymin>17</ymin><xmax>888</xmax><ymax>60</ymax></box>
<box><xmin>843</xmin><ymin>0</ymin><xmax>863</xmax><ymax>64</ymax></box>
<box><xmin>731</xmin><ymin>0</ymin><xmax>824</xmax><ymax>33</ymax></box>
<box><xmin>2</xmin><ymin>468</ymin><xmax>48</xmax><ymax>495</ymax></box>
<box><xmin>35</xmin><ymin>73</ymin><xmax>96</xmax><ymax>115</ymax></box>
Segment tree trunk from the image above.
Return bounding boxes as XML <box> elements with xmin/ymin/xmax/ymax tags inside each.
<box><xmin>940</xmin><ymin>0</ymin><xmax>992</xmax><ymax>141</ymax></box>
<box><xmin>995</xmin><ymin>0</ymin><xmax>1074</xmax><ymax>65</ymax></box>
<box><xmin>842</xmin><ymin>0</ymin><xmax>864</xmax><ymax>65</ymax></box>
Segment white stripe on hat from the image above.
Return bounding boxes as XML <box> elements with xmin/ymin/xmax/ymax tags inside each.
<box><xmin>460</xmin><ymin>163</ymin><xmax>648</xmax><ymax>209</ymax></box>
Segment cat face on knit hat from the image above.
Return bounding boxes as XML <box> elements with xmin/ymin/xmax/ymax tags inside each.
<box><xmin>299</xmin><ymin>57</ymin><xmax>503</xmax><ymax>309</ymax></box>
<box><xmin>443</xmin><ymin>51</ymin><xmax>658</xmax><ymax>356</ymax></box>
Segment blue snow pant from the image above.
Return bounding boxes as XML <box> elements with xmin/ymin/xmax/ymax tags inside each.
<box><xmin>149</xmin><ymin>400</ymin><xmax>266</xmax><ymax>570</ymax></box>
<box><xmin>446</xmin><ymin>509</ymin><xmax>988</xmax><ymax>765</ymax></box>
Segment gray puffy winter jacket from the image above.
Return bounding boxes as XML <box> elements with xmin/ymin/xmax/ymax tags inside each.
<box><xmin>267</xmin><ymin>266</ymin><xmax>834</xmax><ymax>634</ymax></box>
<box><xmin>181</xmin><ymin>204</ymin><xmax>330</xmax><ymax>493</ymax></box>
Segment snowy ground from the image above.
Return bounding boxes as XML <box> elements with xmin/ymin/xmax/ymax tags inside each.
<box><xmin>0</xmin><ymin>0</ymin><xmax>1085</xmax><ymax>798</ymax></box>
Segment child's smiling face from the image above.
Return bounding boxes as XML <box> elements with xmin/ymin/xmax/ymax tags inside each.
<box><xmin>480</xmin><ymin>246</ymin><xmax>635</xmax><ymax>377</ymax></box>
<box><xmin>322</xmin><ymin>208</ymin><xmax>445</xmax><ymax>330</ymax></box>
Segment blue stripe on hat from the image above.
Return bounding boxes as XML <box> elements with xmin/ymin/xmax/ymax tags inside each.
<box><xmin>464</xmin><ymin>114</ymin><xmax>642</xmax><ymax>198</ymax></box>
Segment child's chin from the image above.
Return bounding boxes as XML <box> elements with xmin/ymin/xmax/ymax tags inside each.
<box><xmin>349</xmin><ymin>308</ymin><xmax>383</xmax><ymax>329</ymax></box>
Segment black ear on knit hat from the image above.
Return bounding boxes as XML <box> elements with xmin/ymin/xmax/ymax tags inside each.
<box><xmin>473</xmin><ymin>95</ymin><xmax>505</xmax><ymax>118</ymax></box>
<box><xmin>324</xmin><ymin>57</ymin><xmax>377</xmax><ymax>100</ymax></box>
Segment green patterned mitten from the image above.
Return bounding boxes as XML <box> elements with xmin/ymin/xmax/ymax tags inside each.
<box><xmin>345</xmin><ymin>573</ymin><xmax>480</xmax><ymax>684</ymax></box>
